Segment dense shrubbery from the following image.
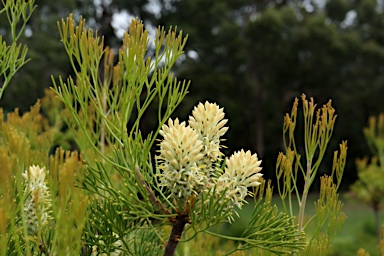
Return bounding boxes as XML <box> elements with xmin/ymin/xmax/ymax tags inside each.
<box><xmin>1</xmin><ymin>1</ymin><xmax>384</xmax><ymax>256</ymax></box>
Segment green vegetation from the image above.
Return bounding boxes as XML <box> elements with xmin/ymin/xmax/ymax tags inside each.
<box><xmin>1</xmin><ymin>2</ymin><xmax>306</xmax><ymax>255</ymax></box>
<box><xmin>171</xmin><ymin>193</ymin><xmax>384</xmax><ymax>255</ymax></box>
<box><xmin>221</xmin><ymin>194</ymin><xmax>384</xmax><ymax>256</ymax></box>
<box><xmin>2</xmin><ymin>0</ymin><xmax>384</xmax><ymax>255</ymax></box>
<box><xmin>2</xmin><ymin>0</ymin><xmax>384</xmax><ymax>187</ymax></box>
<box><xmin>351</xmin><ymin>113</ymin><xmax>384</xmax><ymax>247</ymax></box>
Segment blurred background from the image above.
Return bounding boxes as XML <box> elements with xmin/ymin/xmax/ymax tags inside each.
<box><xmin>1</xmin><ymin>0</ymin><xmax>383</xmax><ymax>191</ymax></box>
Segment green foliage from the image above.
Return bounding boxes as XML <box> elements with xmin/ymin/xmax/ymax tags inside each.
<box><xmin>1</xmin><ymin>0</ymin><xmax>36</xmax><ymax>41</ymax></box>
<box><xmin>205</xmin><ymin>181</ymin><xmax>306</xmax><ymax>256</ymax></box>
<box><xmin>0</xmin><ymin>2</ymin><xmax>355</xmax><ymax>256</ymax></box>
<box><xmin>352</xmin><ymin>157</ymin><xmax>384</xmax><ymax>209</ymax></box>
<box><xmin>3</xmin><ymin>0</ymin><xmax>384</xmax><ymax>192</ymax></box>
<box><xmin>276</xmin><ymin>95</ymin><xmax>347</xmax><ymax>255</ymax></box>
<box><xmin>325</xmin><ymin>0</ymin><xmax>351</xmax><ymax>23</ymax></box>
<box><xmin>53</xmin><ymin>14</ymin><xmax>189</xmax><ymax>159</ymax></box>
<box><xmin>156</xmin><ymin>0</ymin><xmax>384</xmax><ymax>189</ymax></box>
<box><xmin>0</xmin><ymin>100</ymin><xmax>89</xmax><ymax>255</ymax></box>
<box><xmin>40</xmin><ymin>88</ymin><xmax>75</xmax><ymax>150</ymax></box>
<box><xmin>351</xmin><ymin>113</ymin><xmax>384</xmax><ymax>245</ymax></box>
<box><xmin>0</xmin><ymin>0</ymin><xmax>35</xmax><ymax>100</ymax></box>
<box><xmin>50</xmin><ymin>13</ymin><xmax>305</xmax><ymax>255</ymax></box>
<box><xmin>0</xmin><ymin>0</ymin><xmax>96</xmax><ymax>112</ymax></box>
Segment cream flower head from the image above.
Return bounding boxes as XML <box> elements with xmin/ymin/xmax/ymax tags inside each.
<box><xmin>158</xmin><ymin>118</ymin><xmax>206</xmax><ymax>210</ymax></box>
<box><xmin>188</xmin><ymin>101</ymin><xmax>228</xmax><ymax>162</ymax></box>
<box><xmin>217</xmin><ymin>150</ymin><xmax>263</xmax><ymax>209</ymax></box>
<box><xmin>23</xmin><ymin>165</ymin><xmax>47</xmax><ymax>190</ymax></box>
<box><xmin>23</xmin><ymin>165</ymin><xmax>52</xmax><ymax>235</ymax></box>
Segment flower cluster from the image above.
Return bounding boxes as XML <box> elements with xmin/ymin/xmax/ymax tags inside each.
<box><xmin>158</xmin><ymin>118</ymin><xmax>205</xmax><ymax>210</ymax></box>
<box><xmin>157</xmin><ymin>101</ymin><xmax>263</xmax><ymax>214</ymax></box>
<box><xmin>22</xmin><ymin>165</ymin><xmax>52</xmax><ymax>236</ymax></box>
<box><xmin>189</xmin><ymin>102</ymin><xmax>229</xmax><ymax>182</ymax></box>
<box><xmin>189</xmin><ymin>102</ymin><xmax>228</xmax><ymax>162</ymax></box>
<box><xmin>217</xmin><ymin>150</ymin><xmax>263</xmax><ymax>209</ymax></box>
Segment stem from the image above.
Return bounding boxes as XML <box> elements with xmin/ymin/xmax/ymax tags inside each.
<box><xmin>100</xmin><ymin>82</ymin><xmax>106</xmax><ymax>156</ymax></box>
<box><xmin>135</xmin><ymin>166</ymin><xmax>172</xmax><ymax>215</ymax></box>
<box><xmin>163</xmin><ymin>214</ymin><xmax>189</xmax><ymax>256</ymax></box>
<box><xmin>298</xmin><ymin>161</ymin><xmax>312</xmax><ymax>232</ymax></box>
<box><xmin>373</xmin><ymin>201</ymin><xmax>381</xmax><ymax>243</ymax></box>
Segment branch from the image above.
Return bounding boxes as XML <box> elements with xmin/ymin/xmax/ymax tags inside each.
<box><xmin>135</xmin><ymin>166</ymin><xmax>172</xmax><ymax>215</ymax></box>
<box><xmin>163</xmin><ymin>214</ymin><xmax>189</xmax><ymax>256</ymax></box>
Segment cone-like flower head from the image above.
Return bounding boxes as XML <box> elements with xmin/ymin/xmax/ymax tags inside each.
<box><xmin>23</xmin><ymin>165</ymin><xmax>47</xmax><ymax>190</ymax></box>
<box><xmin>158</xmin><ymin>118</ymin><xmax>205</xmax><ymax>210</ymax></box>
<box><xmin>217</xmin><ymin>150</ymin><xmax>263</xmax><ymax>209</ymax></box>
<box><xmin>189</xmin><ymin>101</ymin><xmax>228</xmax><ymax>162</ymax></box>
<box><xmin>23</xmin><ymin>165</ymin><xmax>52</xmax><ymax>236</ymax></box>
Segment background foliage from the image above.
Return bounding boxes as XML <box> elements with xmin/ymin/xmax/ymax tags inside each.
<box><xmin>1</xmin><ymin>0</ymin><xmax>384</xmax><ymax>189</ymax></box>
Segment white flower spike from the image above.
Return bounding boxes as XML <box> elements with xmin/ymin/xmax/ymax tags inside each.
<box><xmin>189</xmin><ymin>101</ymin><xmax>228</xmax><ymax>162</ymax></box>
<box><xmin>23</xmin><ymin>165</ymin><xmax>52</xmax><ymax>236</ymax></box>
<box><xmin>158</xmin><ymin>118</ymin><xmax>206</xmax><ymax>210</ymax></box>
<box><xmin>217</xmin><ymin>150</ymin><xmax>263</xmax><ymax>209</ymax></box>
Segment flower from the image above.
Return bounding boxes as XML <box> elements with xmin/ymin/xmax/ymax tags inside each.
<box><xmin>23</xmin><ymin>165</ymin><xmax>52</xmax><ymax>236</ymax></box>
<box><xmin>91</xmin><ymin>233</ymin><xmax>123</xmax><ymax>256</ymax></box>
<box><xmin>188</xmin><ymin>101</ymin><xmax>229</xmax><ymax>187</ymax></box>
<box><xmin>158</xmin><ymin>118</ymin><xmax>206</xmax><ymax>210</ymax></box>
<box><xmin>188</xmin><ymin>101</ymin><xmax>228</xmax><ymax>162</ymax></box>
<box><xmin>23</xmin><ymin>165</ymin><xmax>47</xmax><ymax>190</ymax></box>
<box><xmin>217</xmin><ymin>150</ymin><xmax>263</xmax><ymax>209</ymax></box>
